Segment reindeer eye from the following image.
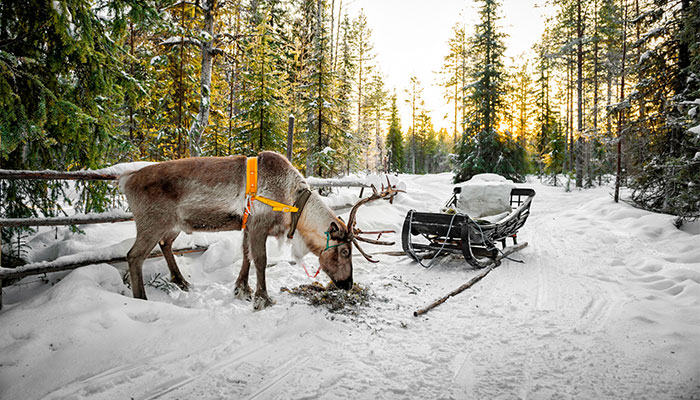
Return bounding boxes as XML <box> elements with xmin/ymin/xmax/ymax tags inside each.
<box><xmin>340</xmin><ymin>248</ymin><xmax>350</xmax><ymax>258</ymax></box>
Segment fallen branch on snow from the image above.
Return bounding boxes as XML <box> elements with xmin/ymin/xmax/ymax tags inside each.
<box><xmin>413</xmin><ymin>242</ymin><xmax>528</xmax><ymax>317</ymax></box>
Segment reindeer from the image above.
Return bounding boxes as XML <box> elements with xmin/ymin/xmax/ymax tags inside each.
<box><xmin>119</xmin><ymin>151</ymin><xmax>397</xmax><ymax>309</ymax></box>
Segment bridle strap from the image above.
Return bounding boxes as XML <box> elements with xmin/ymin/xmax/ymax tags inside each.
<box><xmin>287</xmin><ymin>188</ymin><xmax>312</xmax><ymax>239</ymax></box>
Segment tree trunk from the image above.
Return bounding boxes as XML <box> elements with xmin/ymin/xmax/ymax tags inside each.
<box><xmin>228</xmin><ymin>1</ymin><xmax>241</xmax><ymax>156</ymax></box>
<box><xmin>357</xmin><ymin>33</ymin><xmax>363</xmax><ymax>167</ymax></box>
<box><xmin>188</xmin><ymin>0</ymin><xmax>217</xmax><ymax>157</ymax></box>
<box><xmin>333</xmin><ymin>0</ymin><xmax>343</xmax><ymax>73</ymax></box>
<box><xmin>614</xmin><ymin>0</ymin><xmax>627</xmax><ymax>203</ymax></box>
<box><xmin>575</xmin><ymin>0</ymin><xmax>584</xmax><ymax>188</ymax></box>
<box><xmin>317</xmin><ymin>0</ymin><xmax>324</xmax><ymax>177</ymax></box>
<box><xmin>411</xmin><ymin>80</ymin><xmax>416</xmax><ymax>174</ymax></box>
<box><xmin>177</xmin><ymin>0</ymin><xmax>187</xmax><ymax>158</ymax></box>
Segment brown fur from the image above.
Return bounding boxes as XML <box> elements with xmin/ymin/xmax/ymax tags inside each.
<box><xmin>120</xmin><ymin>151</ymin><xmax>353</xmax><ymax>308</ymax></box>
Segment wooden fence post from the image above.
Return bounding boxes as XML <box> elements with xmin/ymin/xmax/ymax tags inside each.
<box><xmin>286</xmin><ymin>114</ymin><xmax>295</xmax><ymax>162</ymax></box>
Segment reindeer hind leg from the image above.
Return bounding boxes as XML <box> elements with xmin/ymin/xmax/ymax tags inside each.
<box><xmin>127</xmin><ymin>228</ymin><xmax>163</xmax><ymax>300</ymax></box>
<box><xmin>159</xmin><ymin>231</ymin><xmax>190</xmax><ymax>291</ymax></box>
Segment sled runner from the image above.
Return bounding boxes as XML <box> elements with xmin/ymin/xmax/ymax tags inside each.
<box><xmin>401</xmin><ymin>187</ymin><xmax>535</xmax><ymax>268</ymax></box>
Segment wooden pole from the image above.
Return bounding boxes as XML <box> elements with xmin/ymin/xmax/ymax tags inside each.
<box><xmin>0</xmin><ymin>169</ymin><xmax>119</xmax><ymax>180</ymax></box>
<box><xmin>286</xmin><ymin>114</ymin><xmax>295</xmax><ymax>162</ymax></box>
<box><xmin>414</xmin><ymin>242</ymin><xmax>528</xmax><ymax>317</ymax></box>
<box><xmin>614</xmin><ymin>0</ymin><xmax>627</xmax><ymax>203</ymax></box>
<box><xmin>0</xmin><ymin>213</ymin><xmax>134</xmax><ymax>228</ymax></box>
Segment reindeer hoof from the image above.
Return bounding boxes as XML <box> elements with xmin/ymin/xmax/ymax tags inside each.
<box><xmin>173</xmin><ymin>278</ymin><xmax>190</xmax><ymax>292</ymax></box>
<box><xmin>253</xmin><ymin>293</ymin><xmax>275</xmax><ymax>311</ymax></box>
<box><xmin>132</xmin><ymin>288</ymin><xmax>148</xmax><ymax>301</ymax></box>
<box><xmin>234</xmin><ymin>285</ymin><xmax>253</xmax><ymax>301</ymax></box>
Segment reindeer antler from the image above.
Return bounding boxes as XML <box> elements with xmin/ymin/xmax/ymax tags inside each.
<box><xmin>346</xmin><ymin>181</ymin><xmax>403</xmax><ymax>262</ymax></box>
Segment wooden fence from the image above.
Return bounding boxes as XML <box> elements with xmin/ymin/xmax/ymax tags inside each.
<box><xmin>0</xmin><ymin>167</ymin><xmax>370</xmax><ymax>309</ymax></box>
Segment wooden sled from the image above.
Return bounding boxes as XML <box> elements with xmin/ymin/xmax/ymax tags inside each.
<box><xmin>401</xmin><ymin>187</ymin><xmax>535</xmax><ymax>268</ymax></box>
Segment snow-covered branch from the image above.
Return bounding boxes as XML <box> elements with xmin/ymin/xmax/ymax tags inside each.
<box><xmin>160</xmin><ymin>36</ymin><xmax>203</xmax><ymax>48</ymax></box>
<box><xmin>163</xmin><ymin>1</ymin><xmax>208</xmax><ymax>11</ymax></box>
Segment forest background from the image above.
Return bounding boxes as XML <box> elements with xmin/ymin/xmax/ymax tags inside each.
<box><xmin>1</xmin><ymin>0</ymin><xmax>698</xmax><ymax>250</ymax></box>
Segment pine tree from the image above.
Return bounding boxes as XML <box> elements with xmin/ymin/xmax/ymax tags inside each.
<box><xmin>302</xmin><ymin>0</ymin><xmax>338</xmax><ymax>177</ymax></box>
<box><xmin>147</xmin><ymin>1</ymin><xmax>200</xmax><ymax>160</ymax></box>
<box><xmin>454</xmin><ymin>0</ymin><xmax>527</xmax><ymax>183</ymax></box>
<box><xmin>334</xmin><ymin>13</ymin><xmax>357</xmax><ymax>174</ymax></box>
<box><xmin>0</xmin><ymin>0</ymin><xmax>156</xmax><ymax>243</ymax></box>
<box><xmin>512</xmin><ymin>59</ymin><xmax>534</xmax><ymax>141</ymax></box>
<box><xmin>440</xmin><ymin>23</ymin><xmax>468</xmax><ymax>148</ymax></box>
<box><xmin>626</xmin><ymin>0</ymin><xmax>700</xmax><ymax>218</ymax></box>
<box><xmin>366</xmin><ymin>72</ymin><xmax>388</xmax><ymax>172</ymax></box>
<box><xmin>405</xmin><ymin>76</ymin><xmax>423</xmax><ymax>173</ymax></box>
<box><xmin>533</xmin><ymin>30</ymin><xmax>564</xmax><ymax>182</ymax></box>
<box><xmin>353</xmin><ymin>10</ymin><xmax>375</xmax><ymax>171</ymax></box>
<box><xmin>234</xmin><ymin>0</ymin><xmax>288</xmax><ymax>155</ymax></box>
<box><xmin>385</xmin><ymin>94</ymin><xmax>404</xmax><ymax>172</ymax></box>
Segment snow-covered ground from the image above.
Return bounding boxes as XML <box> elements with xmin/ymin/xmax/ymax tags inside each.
<box><xmin>1</xmin><ymin>173</ymin><xmax>699</xmax><ymax>399</ymax></box>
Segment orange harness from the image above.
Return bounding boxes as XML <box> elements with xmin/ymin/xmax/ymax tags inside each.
<box><xmin>242</xmin><ymin>157</ymin><xmax>298</xmax><ymax>230</ymax></box>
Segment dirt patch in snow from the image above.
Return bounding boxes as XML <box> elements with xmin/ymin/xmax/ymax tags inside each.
<box><xmin>281</xmin><ymin>282</ymin><xmax>372</xmax><ymax>314</ymax></box>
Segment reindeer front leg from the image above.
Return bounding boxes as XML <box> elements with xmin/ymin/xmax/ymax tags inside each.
<box><xmin>234</xmin><ymin>230</ymin><xmax>253</xmax><ymax>301</ymax></box>
<box><xmin>248</xmin><ymin>228</ymin><xmax>274</xmax><ymax>310</ymax></box>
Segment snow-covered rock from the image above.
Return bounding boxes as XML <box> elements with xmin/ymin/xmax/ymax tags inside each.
<box><xmin>455</xmin><ymin>173</ymin><xmax>514</xmax><ymax>218</ymax></box>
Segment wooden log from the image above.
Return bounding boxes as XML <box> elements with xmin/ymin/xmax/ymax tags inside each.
<box><xmin>0</xmin><ymin>169</ymin><xmax>118</xmax><ymax>180</ymax></box>
<box><xmin>309</xmin><ymin>180</ymin><xmax>370</xmax><ymax>188</ymax></box>
<box><xmin>0</xmin><ymin>246</ymin><xmax>207</xmax><ymax>281</ymax></box>
<box><xmin>0</xmin><ymin>168</ymin><xmax>371</xmax><ymax>189</ymax></box>
<box><xmin>0</xmin><ymin>212</ymin><xmax>134</xmax><ymax>228</ymax></box>
<box><xmin>413</xmin><ymin>242</ymin><xmax>528</xmax><ymax>317</ymax></box>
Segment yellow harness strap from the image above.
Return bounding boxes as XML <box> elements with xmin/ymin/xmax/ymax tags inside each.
<box><xmin>242</xmin><ymin>156</ymin><xmax>298</xmax><ymax>230</ymax></box>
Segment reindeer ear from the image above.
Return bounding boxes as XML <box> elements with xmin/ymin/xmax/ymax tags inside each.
<box><xmin>328</xmin><ymin>221</ymin><xmax>344</xmax><ymax>240</ymax></box>
<box><xmin>329</xmin><ymin>221</ymin><xmax>340</xmax><ymax>234</ymax></box>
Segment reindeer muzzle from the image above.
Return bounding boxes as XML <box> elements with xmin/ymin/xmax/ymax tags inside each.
<box><xmin>334</xmin><ymin>277</ymin><xmax>353</xmax><ymax>291</ymax></box>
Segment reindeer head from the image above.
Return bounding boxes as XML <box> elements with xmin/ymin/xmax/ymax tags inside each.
<box><xmin>318</xmin><ymin>180</ymin><xmax>402</xmax><ymax>290</ymax></box>
<box><xmin>318</xmin><ymin>219</ymin><xmax>354</xmax><ymax>290</ymax></box>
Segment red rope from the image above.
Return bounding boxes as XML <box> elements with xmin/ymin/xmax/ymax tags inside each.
<box><xmin>301</xmin><ymin>261</ymin><xmax>321</xmax><ymax>278</ymax></box>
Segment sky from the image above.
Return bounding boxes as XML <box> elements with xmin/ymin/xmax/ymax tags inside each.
<box><xmin>343</xmin><ymin>0</ymin><xmax>552</xmax><ymax>135</ymax></box>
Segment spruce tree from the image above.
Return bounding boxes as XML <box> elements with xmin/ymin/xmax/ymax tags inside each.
<box><xmin>234</xmin><ymin>0</ymin><xmax>288</xmax><ymax>155</ymax></box>
<box><xmin>0</xmin><ymin>0</ymin><xmax>156</xmax><ymax>244</ymax></box>
<box><xmin>454</xmin><ymin>0</ymin><xmax>527</xmax><ymax>183</ymax></box>
<box><xmin>301</xmin><ymin>0</ymin><xmax>338</xmax><ymax>177</ymax></box>
<box><xmin>627</xmin><ymin>0</ymin><xmax>700</xmax><ymax>219</ymax></box>
<box><xmin>334</xmin><ymin>13</ymin><xmax>357</xmax><ymax>174</ymax></box>
<box><xmin>366</xmin><ymin>72</ymin><xmax>388</xmax><ymax>172</ymax></box>
<box><xmin>386</xmin><ymin>95</ymin><xmax>405</xmax><ymax>172</ymax></box>
<box><xmin>353</xmin><ymin>10</ymin><xmax>375</xmax><ymax>171</ymax></box>
<box><xmin>440</xmin><ymin>23</ymin><xmax>468</xmax><ymax>147</ymax></box>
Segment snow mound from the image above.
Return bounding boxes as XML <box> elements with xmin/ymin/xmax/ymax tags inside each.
<box><xmin>456</xmin><ymin>173</ymin><xmax>514</xmax><ymax>218</ymax></box>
